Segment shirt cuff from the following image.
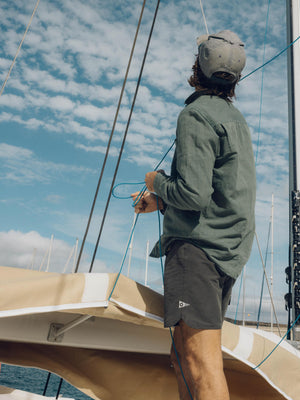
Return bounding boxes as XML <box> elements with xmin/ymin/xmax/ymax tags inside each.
<box><xmin>153</xmin><ymin>170</ymin><xmax>166</xmax><ymax>196</ymax></box>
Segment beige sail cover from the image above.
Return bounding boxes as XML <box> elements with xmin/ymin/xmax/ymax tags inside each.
<box><xmin>0</xmin><ymin>266</ymin><xmax>299</xmax><ymax>400</ymax></box>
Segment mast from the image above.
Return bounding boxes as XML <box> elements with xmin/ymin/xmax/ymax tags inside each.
<box><xmin>127</xmin><ymin>213</ymin><xmax>137</xmax><ymax>278</ymax></box>
<box><xmin>46</xmin><ymin>234</ymin><xmax>54</xmax><ymax>273</ymax></box>
<box><xmin>72</xmin><ymin>238</ymin><xmax>79</xmax><ymax>273</ymax></box>
<box><xmin>286</xmin><ymin>0</ymin><xmax>300</xmax><ymax>340</ymax></box>
<box><xmin>271</xmin><ymin>194</ymin><xmax>274</xmax><ymax>333</ymax></box>
<box><xmin>242</xmin><ymin>265</ymin><xmax>246</xmax><ymax>326</ymax></box>
<box><xmin>145</xmin><ymin>240</ymin><xmax>150</xmax><ymax>286</ymax></box>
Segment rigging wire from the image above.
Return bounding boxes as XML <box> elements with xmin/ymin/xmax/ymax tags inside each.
<box><xmin>131</xmin><ymin>138</ymin><xmax>176</xmax><ymax>208</ymax></box>
<box><xmin>232</xmin><ymin>18</ymin><xmax>300</xmax><ymax>333</ymax></box>
<box><xmin>111</xmin><ymin>138</ymin><xmax>175</xmax><ymax>201</ymax></box>
<box><xmin>106</xmin><ymin>2</ymin><xmax>300</xmax><ymax>376</ymax></box>
<box><xmin>3</xmin><ymin>0</ymin><xmax>296</xmax><ymax>387</ymax></box>
<box><xmin>78</xmin><ymin>0</ymin><xmax>299</xmax><ymax>274</ymax></box>
<box><xmin>169</xmin><ymin>329</ymin><xmax>194</xmax><ymax>400</ymax></box>
<box><xmin>98</xmin><ymin>0</ymin><xmax>300</xmax><ymax>377</ymax></box>
<box><xmin>88</xmin><ymin>0</ymin><xmax>161</xmax><ymax>274</ymax></box>
<box><xmin>254</xmin><ymin>0</ymin><xmax>271</xmax><ymax>165</ymax></box>
<box><xmin>199</xmin><ymin>0</ymin><xmax>209</xmax><ymax>35</ymax></box>
<box><xmin>74</xmin><ymin>0</ymin><xmax>148</xmax><ymax>273</ymax></box>
<box><xmin>105</xmin><ymin>193</ymin><xmax>193</xmax><ymax>399</ymax></box>
<box><xmin>156</xmin><ymin>195</ymin><xmax>194</xmax><ymax>400</ymax></box>
<box><xmin>156</xmin><ymin>197</ymin><xmax>193</xmax><ymax>400</ymax></box>
<box><xmin>253</xmin><ymin>313</ymin><xmax>300</xmax><ymax>370</ymax></box>
<box><xmin>109</xmin><ymin>10</ymin><xmax>298</xmax><ymax>333</ymax></box>
<box><xmin>234</xmin><ymin>0</ymin><xmax>274</xmax><ymax>325</ymax></box>
<box><xmin>0</xmin><ymin>0</ymin><xmax>40</xmax><ymax>98</ymax></box>
<box><xmin>107</xmin><ymin>193</ymin><xmax>193</xmax><ymax>400</ymax></box>
<box><xmin>107</xmin><ymin>213</ymin><xmax>139</xmax><ymax>301</ymax></box>
<box><xmin>233</xmin><ymin>0</ymin><xmax>271</xmax><ymax>322</ymax></box>
<box><xmin>234</xmin><ymin>268</ymin><xmax>244</xmax><ymax>324</ymax></box>
<box><xmin>107</xmin><ymin>139</ymin><xmax>175</xmax><ymax>301</ymax></box>
<box><xmin>240</xmin><ymin>34</ymin><xmax>300</xmax><ymax>82</ymax></box>
<box><xmin>111</xmin><ymin>31</ymin><xmax>300</xmax><ymax>324</ymax></box>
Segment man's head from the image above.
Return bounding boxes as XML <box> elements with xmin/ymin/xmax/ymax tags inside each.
<box><xmin>189</xmin><ymin>30</ymin><xmax>246</xmax><ymax>100</ymax></box>
<box><xmin>197</xmin><ymin>30</ymin><xmax>246</xmax><ymax>85</ymax></box>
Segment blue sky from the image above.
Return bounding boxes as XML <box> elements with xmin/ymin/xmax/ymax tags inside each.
<box><xmin>0</xmin><ymin>0</ymin><xmax>291</xmax><ymax>323</ymax></box>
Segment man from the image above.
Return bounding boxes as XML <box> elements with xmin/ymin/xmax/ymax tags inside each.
<box><xmin>132</xmin><ymin>30</ymin><xmax>256</xmax><ymax>400</ymax></box>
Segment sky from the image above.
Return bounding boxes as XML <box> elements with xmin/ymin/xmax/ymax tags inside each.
<box><xmin>0</xmin><ymin>0</ymin><xmax>293</xmax><ymax>324</ymax></box>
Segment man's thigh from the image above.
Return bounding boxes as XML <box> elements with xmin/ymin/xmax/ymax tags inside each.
<box><xmin>179</xmin><ymin>320</ymin><xmax>223</xmax><ymax>370</ymax></box>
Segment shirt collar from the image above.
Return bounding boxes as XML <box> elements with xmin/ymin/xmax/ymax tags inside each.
<box><xmin>185</xmin><ymin>90</ymin><xmax>212</xmax><ymax>105</ymax></box>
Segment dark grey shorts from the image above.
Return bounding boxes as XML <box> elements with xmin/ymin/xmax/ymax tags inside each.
<box><xmin>164</xmin><ymin>241</ymin><xmax>235</xmax><ymax>330</ymax></box>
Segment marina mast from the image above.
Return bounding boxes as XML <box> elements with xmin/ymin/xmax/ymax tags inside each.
<box><xmin>286</xmin><ymin>0</ymin><xmax>300</xmax><ymax>340</ymax></box>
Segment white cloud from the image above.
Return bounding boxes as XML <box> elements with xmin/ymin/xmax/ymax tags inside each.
<box><xmin>0</xmin><ymin>94</ymin><xmax>25</xmax><ymax>110</ymax></box>
<box><xmin>76</xmin><ymin>143</ymin><xmax>119</xmax><ymax>156</ymax></box>
<box><xmin>0</xmin><ymin>230</ymin><xmax>107</xmax><ymax>273</ymax></box>
<box><xmin>127</xmin><ymin>153</ymin><xmax>160</xmax><ymax>168</ymax></box>
<box><xmin>68</xmin><ymin>120</ymin><xmax>108</xmax><ymax>141</ymax></box>
<box><xmin>0</xmin><ymin>142</ymin><xmax>32</xmax><ymax>159</ymax></box>
<box><xmin>47</xmin><ymin>95</ymin><xmax>75</xmax><ymax>112</ymax></box>
<box><xmin>42</xmin><ymin>51</ymin><xmax>76</xmax><ymax>79</ymax></box>
<box><xmin>0</xmin><ymin>143</ymin><xmax>95</xmax><ymax>184</ymax></box>
<box><xmin>24</xmin><ymin>69</ymin><xmax>63</xmax><ymax>89</ymax></box>
<box><xmin>73</xmin><ymin>104</ymin><xmax>106</xmax><ymax>121</ymax></box>
<box><xmin>0</xmin><ymin>112</ymin><xmax>14</xmax><ymax>123</ymax></box>
<box><xmin>0</xmin><ymin>230</ymin><xmax>71</xmax><ymax>271</ymax></box>
<box><xmin>0</xmin><ymin>57</ymin><xmax>11</xmax><ymax>72</ymax></box>
<box><xmin>74</xmin><ymin>103</ymin><xmax>121</xmax><ymax>123</ymax></box>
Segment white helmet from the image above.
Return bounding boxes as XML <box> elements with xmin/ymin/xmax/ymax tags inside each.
<box><xmin>197</xmin><ymin>30</ymin><xmax>246</xmax><ymax>84</ymax></box>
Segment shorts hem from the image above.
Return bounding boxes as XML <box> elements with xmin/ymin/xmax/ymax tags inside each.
<box><xmin>164</xmin><ymin>318</ymin><xmax>223</xmax><ymax>330</ymax></box>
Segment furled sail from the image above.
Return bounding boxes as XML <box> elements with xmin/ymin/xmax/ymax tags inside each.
<box><xmin>0</xmin><ymin>266</ymin><xmax>299</xmax><ymax>400</ymax></box>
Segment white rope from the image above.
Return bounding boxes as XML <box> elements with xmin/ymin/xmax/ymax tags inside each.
<box><xmin>199</xmin><ymin>0</ymin><xmax>209</xmax><ymax>35</ymax></box>
<box><xmin>0</xmin><ymin>0</ymin><xmax>41</xmax><ymax>97</ymax></box>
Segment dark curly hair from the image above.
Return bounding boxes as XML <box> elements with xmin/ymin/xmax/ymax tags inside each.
<box><xmin>188</xmin><ymin>56</ymin><xmax>239</xmax><ymax>102</ymax></box>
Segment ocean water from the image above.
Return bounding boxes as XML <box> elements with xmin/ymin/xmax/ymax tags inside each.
<box><xmin>0</xmin><ymin>364</ymin><xmax>93</xmax><ymax>399</ymax></box>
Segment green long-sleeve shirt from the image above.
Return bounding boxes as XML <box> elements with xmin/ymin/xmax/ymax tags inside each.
<box><xmin>151</xmin><ymin>93</ymin><xmax>256</xmax><ymax>279</ymax></box>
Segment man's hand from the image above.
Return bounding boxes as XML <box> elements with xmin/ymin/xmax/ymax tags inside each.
<box><xmin>131</xmin><ymin>191</ymin><xmax>163</xmax><ymax>214</ymax></box>
<box><xmin>145</xmin><ymin>171</ymin><xmax>158</xmax><ymax>192</ymax></box>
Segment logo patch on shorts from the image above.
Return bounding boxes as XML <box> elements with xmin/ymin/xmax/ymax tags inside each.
<box><xmin>178</xmin><ymin>300</ymin><xmax>190</xmax><ymax>309</ymax></box>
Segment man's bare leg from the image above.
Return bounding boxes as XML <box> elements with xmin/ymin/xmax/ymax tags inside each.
<box><xmin>170</xmin><ymin>325</ymin><xmax>194</xmax><ymax>400</ymax></box>
<box><xmin>171</xmin><ymin>320</ymin><xmax>229</xmax><ymax>400</ymax></box>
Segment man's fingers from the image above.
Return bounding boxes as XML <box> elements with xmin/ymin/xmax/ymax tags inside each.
<box><xmin>131</xmin><ymin>191</ymin><xmax>157</xmax><ymax>214</ymax></box>
<box><xmin>131</xmin><ymin>191</ymin><xmax>140</xmax><ymax>200</ymax></box>
<box><xmin>134</xmin><ymin>203</ymin><xmax>145</xmax><ymax>214</ymax></box>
